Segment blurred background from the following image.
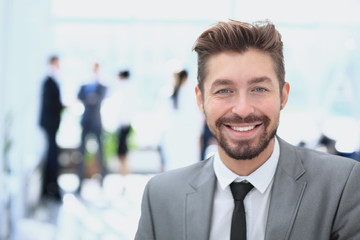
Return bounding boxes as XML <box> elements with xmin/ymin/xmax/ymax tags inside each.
<box><xmin>1</xmin><ymin>0</ymin><xmax>360</xmax><ymax>239</ymax></box>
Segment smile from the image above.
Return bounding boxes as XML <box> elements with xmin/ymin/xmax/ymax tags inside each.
<box><xmin>226</xmin><ymin>123</ymin><xmax>262</xmax><ymax>133</ymax></box>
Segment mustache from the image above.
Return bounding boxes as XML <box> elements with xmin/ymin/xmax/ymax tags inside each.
<box><xmin>215</xmin><ymin>114</ymin><xmax>270</xmax><ymax>127</ymax></box>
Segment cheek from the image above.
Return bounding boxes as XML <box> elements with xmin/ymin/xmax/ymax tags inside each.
<box><xmin>261</xmin><ymin>101</ymin><xmax>282</xmax><ymax>120</ymax></box>
<box><xmin>204</xmin><ymin>99</ymin><xmax>227</xmax><ymax>120</ymax></box>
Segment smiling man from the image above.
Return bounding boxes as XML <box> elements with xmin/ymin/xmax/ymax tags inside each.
<box><xmin>135</xmin><ymin>20</ymin><xmax>360</xmax><ymax>240</ymax></box>
<box><xmin>197</xmin><ymin>49</ymin><xmax>289</xmax><ymax>177</ymax></box>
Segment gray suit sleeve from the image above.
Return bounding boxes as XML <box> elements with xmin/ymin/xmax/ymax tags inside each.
<box><xmin>331</xmin><ymin>162</ymin><xmax>360</xmax><ymax>239</ymax></box>
<box><xmin>135</xmin><ymin>181</ymin><xmax>155</xmax><ymax>240</ymax></box>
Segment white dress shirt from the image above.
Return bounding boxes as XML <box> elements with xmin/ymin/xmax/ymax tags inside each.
<box><xmin>209</xmin><ymin>138</ymin><xmax>280</xmax><ymax>240</ymax></box>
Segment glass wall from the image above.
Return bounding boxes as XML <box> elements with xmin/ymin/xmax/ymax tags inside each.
<box><xmin>51</xmin><ymin>0</ymin><xmax>360</xmax><ymax>150</ymax></box>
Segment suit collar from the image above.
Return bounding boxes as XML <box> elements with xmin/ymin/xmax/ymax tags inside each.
<box><xmin>186</xmin><ymin>157</ymin><xmax>217</xmax><ymax>240</ymax></box>
<box><xmin>188</xmin><ymin>156</ymin><xmax>215</xmax><ymax>189</ymax></box>
<box><xmin>276</xmin><ymin>137</ymin><xmax>306</xmax><ymax>180</ymax></box>
<box><xmin>265</xmin><ymin>136</ymin><xmax>307</xmax><ymax>240</ymax></box>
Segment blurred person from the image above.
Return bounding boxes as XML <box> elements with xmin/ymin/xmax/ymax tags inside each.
<box><xmin>39</xmin><ymin>55</ymin><xmax>64</xmax><ymax>201</ymax></box>
<box><xmin>77</xmin><ymin>62</ymin><xmax>107</xmax><ymax>191</ymax></box>
<box><xmin>317</xmin><ymin>133</ymin><xmax>338</xmax><ymax>155</ymax></box>
<box><xmin>135</xmin><ymin>20</ymin><xmax>360</xmax><ymax>240</ymax></box>
<box><xmin>100</xmin><ymin>69</ymin><xmax>140</xmax><ymax>193</ymax></box>
<box><xmin>114</xmin><ymin>70</ymin><xmax>137</xmax><ymax>176</ymax></box>
<box><xmin>160</xmin><ymin>69</ymin><xmax>203</xmax><ymax>171</ymax></box>
<box><xmin>200</xmin><ymin>122</ymin><xmax>217</xmax><ymax>160</ymax></box>
<box><xmin>170</xmin><ymin>70</ymin><xmax>188</xmax><ymax>110</ymax></box>
<box><xmin>115</xmin><ymin>70</ymin><xmax>133</xmax><ymax>177</ymax></box>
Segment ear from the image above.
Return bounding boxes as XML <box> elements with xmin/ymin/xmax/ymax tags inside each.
<box><xmin>195</xmin><ymin>86</ymin><xmax>204</xmax><ymax>113</ymax></box>
<box><xmin>280</xmin><ymin>82</ymin><xmax>290</xmax><ymax>110</ymax></box>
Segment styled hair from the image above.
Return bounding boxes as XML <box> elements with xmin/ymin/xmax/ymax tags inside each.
<box><xmin>193</xmin><ymin>19</ymin><xmax>285</xmax><ymax>92</ymax></box>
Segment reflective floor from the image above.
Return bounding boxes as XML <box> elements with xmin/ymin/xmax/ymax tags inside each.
<box><xmin>16</xmin><ymin>173</ymin><xmax>154</xmax><ymax>240</ymax></box>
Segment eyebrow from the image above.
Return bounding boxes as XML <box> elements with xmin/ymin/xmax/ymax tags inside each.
<box><xmin>248</xmin><ymin>76</ymin><xmax>273</xmax><ymax>85</ymax></box>
<box><xmin>210</xmin><ymin>76</ymin><xmax>273</xmax><ymax>89</ymax></box>
<box><xmin>210</xmin><ymin>79</ymin><xmax>233</xmax><ymax>88</ymax></box>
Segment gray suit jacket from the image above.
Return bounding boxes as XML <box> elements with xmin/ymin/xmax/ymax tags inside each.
<box><xmin>135</xmin><ymin>137</ymin><xmax>360</xmax><ymax>240</ymax></box>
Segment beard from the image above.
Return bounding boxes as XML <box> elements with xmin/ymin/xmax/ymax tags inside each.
<box><xmin>210</xmin><ymin>114</ymin><xmax>278</xmax><ymax>160</ymax></box>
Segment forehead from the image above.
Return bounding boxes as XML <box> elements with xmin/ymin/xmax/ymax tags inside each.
<box><xmin>204</xmin><ymin>49</ymin><xmax>278</xmax><ymax>88</ymax></box>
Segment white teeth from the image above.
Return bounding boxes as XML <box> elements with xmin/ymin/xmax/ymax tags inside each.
<box><xmin>230</xmin><ymin>125</ymin><xmax>255</xmax><ymax>132</ymax></box>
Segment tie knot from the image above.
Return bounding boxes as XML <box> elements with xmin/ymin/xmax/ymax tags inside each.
<box><xmin>230</xmin><ymin>182</ymin><xmax>254</xmax><ymax>201</ymax></box>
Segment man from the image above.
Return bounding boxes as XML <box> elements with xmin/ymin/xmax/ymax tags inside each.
<box><xmin>77</xmin><ymin>62</ymin><xmax>107</xmax><ymax>190</ymax></box>
<box><xmin>135</xmin><ymin>20</ymin><xmax>360</xmax><ymax>240</ymax></box>
<box><xmin>39</xmin><ymin>55</ymin><xmax>64</xmax><ymax>201</ymax></box>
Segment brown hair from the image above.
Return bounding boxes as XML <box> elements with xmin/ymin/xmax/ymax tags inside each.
<box><xmin>193</xmin><ymin>19</ymin><xmax>285</xmax><ymax>92</ymax></box>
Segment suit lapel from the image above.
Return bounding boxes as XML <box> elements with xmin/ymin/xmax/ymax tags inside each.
<box><xmin>265</xmin><ymin>137</ymin><xmax>307</xmax><ymax>240</ymax></box>
<box><xmin>185</xmin><ymin>157</ymin><xmax>216</xmax><ymax>240</ymax></box>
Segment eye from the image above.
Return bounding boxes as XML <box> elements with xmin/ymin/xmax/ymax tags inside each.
<box><xmin>254</xmin><ymin>87</ymin><xmax>267</xmax><ymax>92</ymax></box>
<box><xmin>217</xmin><ymin>89</ymin><xmax>230</xmax><ymax>94</ymax></box>
<box><xmin>216</xmin><ymin>89</ymin><xmax>232</xmax><ymax>95</ymax></box>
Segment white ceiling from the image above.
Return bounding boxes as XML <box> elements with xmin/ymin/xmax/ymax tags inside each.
<box><xmin>52</xmin><ymin>0</ymin><xmax>360</xmax><ymax>25</ymax></box>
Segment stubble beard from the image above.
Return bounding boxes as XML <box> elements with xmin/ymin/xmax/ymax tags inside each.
<box><xmin>210</xmin><ymin>114</ymin><xmax>278</xmax><ymax>160</ymax></box>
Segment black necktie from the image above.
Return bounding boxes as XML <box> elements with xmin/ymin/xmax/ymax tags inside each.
<box><xmin>230</xmin><ymin>182</ymin><xmax>254</xmax><ymax>240</ymax></box>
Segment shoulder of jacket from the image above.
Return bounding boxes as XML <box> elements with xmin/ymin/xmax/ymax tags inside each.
<box><xmin>148</xmin><ymin>159</ymin><xmax>211</xmax><ymax>185</ymax></box>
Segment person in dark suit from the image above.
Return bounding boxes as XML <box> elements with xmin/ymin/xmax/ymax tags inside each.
<box><xmin>39</xmin><ymin>55</ymin><xmax>64</xmax><ymax>201</ymax></box>
<box><xmin>135</xmin><ymin>20</ymin><xmax>360</xmax><ymax>240</ymax></box>
<box><xmin>77</xmin><ymin>62</ymin><xmax>107</xmax><ymax>190</ymax></box>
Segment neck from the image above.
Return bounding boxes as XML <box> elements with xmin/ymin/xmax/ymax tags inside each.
<box><xmin>219</xmin><ymin>138</ymin><xmax>275</xmax><ymax>176</ymax></box>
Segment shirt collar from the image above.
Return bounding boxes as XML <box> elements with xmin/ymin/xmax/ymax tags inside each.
<box><xmin>214</xmin><ymin>137</ymin><xmax>280</xmax><ymax>194</ymax></box>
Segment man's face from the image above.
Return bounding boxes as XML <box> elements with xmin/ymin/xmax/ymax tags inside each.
<box><xmin>52</xmin><ymin>59</ymin><xmax>60</xmax><ymax>70</ymax></box>
<box><xmin>195</xmin><ymin>49</ymin><xmax>289</xmax><ymax>160</ymax></box>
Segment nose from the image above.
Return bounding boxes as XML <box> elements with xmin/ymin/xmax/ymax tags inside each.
<box><xmin>231</xmin><ymin>93</ymin><xmax>255</xmax><ymax>117</ymax></box>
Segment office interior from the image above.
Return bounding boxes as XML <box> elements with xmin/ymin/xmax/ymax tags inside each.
<box><xmin>1</xmin><ymin>0</ymin><xmax>360</xmax><ymax>239</ymax></box>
